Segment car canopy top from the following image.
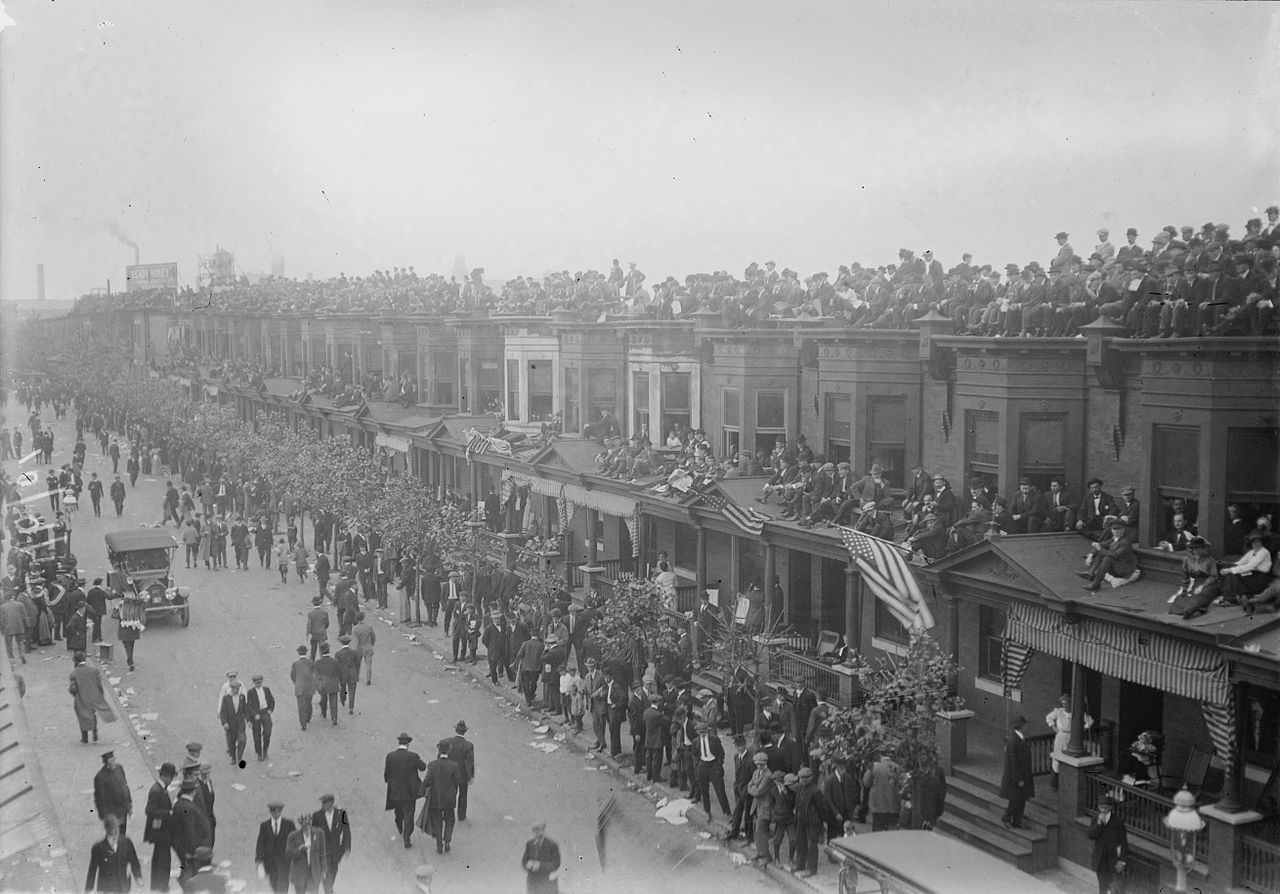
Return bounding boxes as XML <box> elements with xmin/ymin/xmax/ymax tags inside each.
<box><xmin>105</xmin><ymin>530</ymin><xmax>180</xmax><ymax>552</ymax></box>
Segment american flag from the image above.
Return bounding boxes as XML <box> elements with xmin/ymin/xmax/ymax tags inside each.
<box><xmin>700</xmin><ymin>492</ymin><xmax>768</xmax><ymax>537</ymax></box>
<box><xmin>464</xmin><ymin>428</ymin><xmax>490</xmax><ymax>464</ymax></box>
<box><xmin>839</xmin><ymin>526</ymin><xmax>935</xmax><ymax>632</ymax></box>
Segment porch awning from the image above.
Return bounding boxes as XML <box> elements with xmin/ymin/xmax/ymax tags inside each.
<box><xmin>1006</xmin><ymin>603</ymin><xmax>1230</xmax><ymax>705</ymax></box>
<box><xmin>560</xmin><ymin>482</ymin><xmax>636</xmax><ymax>520</ymax></box>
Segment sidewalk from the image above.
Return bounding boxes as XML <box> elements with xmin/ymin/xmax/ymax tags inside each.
<box><xmin>13</xmin><ymin>638</ymin><xmax>165</xmax><ymax>891</ymax></box>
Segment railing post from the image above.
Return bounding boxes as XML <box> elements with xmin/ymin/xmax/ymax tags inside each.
<box><xmin>1055</xmin><ymin>753</ymin><xmax>1105</xmax><ymax>870</ymax></box>
<box><xmin>934</xmin><ymin>709</ymin><xmax>975</xmax><ymax>774</ymax></box>
<box><xmin>1200</xmin><ymin>803</ymin><xmax>1265</xmax><ymax>892</ymax></box>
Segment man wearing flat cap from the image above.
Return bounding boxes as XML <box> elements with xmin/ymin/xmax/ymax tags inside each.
<box><xmin>94</xmin><ymin>750</ymin><xmax>133</xmax><ymax>838</ymax></box>
<box><xmin>255</xmin><ymin>801</ymin><xmax>295</xmax><ymax>893</ymax></box>
<box><xmin>1088</xmin><ymin>795</ymin><xmax>1129</xmax><ymax>894</ymax></box>
<box><xmin>1079</xmin><ymin>518</ymin><xmax>1138</xmax><ymax>592</ymax></box>
<box><xmin>385</xmin><ymin>733</ymin><xmax>426</xmax><ymax>848</ymax></box>
<box><xmin>311</xmin><ymin>794</ymin><xmax>351</xmax><ymax>893</ymax></box>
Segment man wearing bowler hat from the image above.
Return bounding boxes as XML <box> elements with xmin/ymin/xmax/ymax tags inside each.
<box><xmin>385</xmin><ymin>732</ymin><xmax>426</xmax><ymax>848</ymax></box>
<box><xmin>1000</xmin><ymin>715</ymin><xmax>1034</xmax><ymax>829</ymax></box>
<box><xmin>144</xmin><ymin>762</ymin><xmax>177</xmax><ymax>891</ymax></box>
<box><xmin>171</xmin><ymin>777</ymin><xmax>212</xmax><ymax>884</ymax></box>
<box><xmin>255</xmin><ymin>800</ymin><xmax>295</xmax><ymax>893</ymax></box>
<box><xmin>440</xmin><ymin>721</ymin><xmax>475</xmax><ymax>822</ymax></box>
<box><xmin>1076</xmin><ymin>477</ymin><xmax>1118</xmax><ymax>540</ymax></box>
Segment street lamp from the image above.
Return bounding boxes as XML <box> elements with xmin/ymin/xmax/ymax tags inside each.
<box><xmin>1164</xmin><ymin>786</ymin><xmax>1204</xmax><ymax>893</ymax></box>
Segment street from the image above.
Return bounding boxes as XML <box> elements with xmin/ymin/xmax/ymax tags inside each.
<box><xmin>3</xmin><ymin>394</ymin><xmax>780</xmax><ymax>894</ymax></box>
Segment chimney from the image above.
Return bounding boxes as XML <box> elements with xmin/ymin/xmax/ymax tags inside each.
<box><xmin>36</xmin><ymin>264</ymin><xmax>45</xmax><ymax>300</ymax></box>
<box><xmin>134</xmin><ymin>246</ymin><xmax>140</xmax><ymax>266</ymax></box>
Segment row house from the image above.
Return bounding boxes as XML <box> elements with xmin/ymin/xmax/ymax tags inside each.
<box><xmin>71</xmin><ymin>303</ymin><xmax>1280</xmax><ymax>892</ymax></box>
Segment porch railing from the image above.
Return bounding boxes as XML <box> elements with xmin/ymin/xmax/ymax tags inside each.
<box><xmin>1083</xmin><ymin>771</ymin><xmax>1208</xmax><ymax>864</ymax></box>
<box><xmin>771</xmin><ymin>648</ymin><xmax>847</xmax><ymax>706</ymax></box>
<box><xmin>571</xmin><ymin>557</ymin><xmax>626</xmax><ymax>589</ymax></box>
<box><xmin>1242</xmin><ymin>818</ymin><xmax>1280</xmax><ymax>894</ymax></box>
<box><xmin>1026</xmin><ymin>722</ymin><xmax>1114</xmax><ymax>775</ymax></box>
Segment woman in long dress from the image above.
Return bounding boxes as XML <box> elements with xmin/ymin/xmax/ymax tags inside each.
<box><xmin>197</xmin><ymin>525</ymin><xmax>211</xmax><ymax>570</ymax></box>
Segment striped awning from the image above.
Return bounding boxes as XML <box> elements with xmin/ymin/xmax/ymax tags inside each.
<box><xmin>1001</xmin><ymin>638</ymin><xmax>1035</xmax><ymax>695</ymax></box>
<box><xmin>1006</xmin><ymin>603</ymin><xmax>1230</xmax><ymax>705</ymax></box>
<box><xmin>1201</xmin><ymin>693</ymin><xmax>1237</xmax><ymax>773</ymax></box>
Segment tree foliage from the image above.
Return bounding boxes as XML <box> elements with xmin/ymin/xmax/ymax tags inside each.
<box><xmin>815</xmin><ymin>633</ymin><xmax>962</xmax><ymax>775</ymax></box>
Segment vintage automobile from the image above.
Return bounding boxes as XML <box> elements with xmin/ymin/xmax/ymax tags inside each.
<box><xmin>104</xmin><ymin>529</ymin><xmax>191</xmax><ymax>626</ymax></box>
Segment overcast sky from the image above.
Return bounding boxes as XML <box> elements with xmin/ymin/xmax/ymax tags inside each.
<box><xmin>1</xmin><ymin>1</ymin><xmax>1278</xmax><ymax>300</ymax></box>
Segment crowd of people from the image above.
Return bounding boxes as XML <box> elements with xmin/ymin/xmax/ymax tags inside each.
<box><xmin>71</xmin><ymin>205</ymin><xmax>1280</xmax><ymax>338</ymax></box>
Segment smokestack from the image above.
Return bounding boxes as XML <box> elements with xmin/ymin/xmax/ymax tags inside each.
<box><xmin>134</xmin><ymin>246</ymin><xmax>140</xmax><ymax>266</ymax></box>
<box><xmin>36</xmin><ymin>264</ymin><xmax>45</xmax><ymax>300</ymax></box>
<box><xmin>107</xmin><ymin>279</ymin><xmax>111</xmax><ymax>297</ymax></box>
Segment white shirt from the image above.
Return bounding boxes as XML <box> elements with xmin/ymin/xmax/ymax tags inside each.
<box><xmin>1227</xmin><ymin>545</ymin><xmax>1272</xmax><ymax>576</ymax></box>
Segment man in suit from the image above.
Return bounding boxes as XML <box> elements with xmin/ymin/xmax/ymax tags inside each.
<box><xmin>582</xmin><ymin>657</ymin><xmax>609</xmax><ymax>752</ymax></box>
<box><xmin>1009</xmin><ymin>478</ymin><xmax>1047</xmax><ymax>534</ymax></box>
<box><xmin>143</xmin><ymin>762</ymin><xmax>177</xmax><ymax>891</ymax></box>
<box><xmin>286</xmin><ymin>812</ymin><xmax>327</xmax><ymax>894</ymax></box>
<box><xmin>306</xmin><ymin>596</ymin><xmax>329</xmax><ymax>662</ymax></box>
<box><xmin>420</xmin><ymin>744</ymin><xmax>462</xmax><ymax>854</ymax></box>
<box><xmin>313</xmin><ymin>642</ymin><xmax>340</xmax><ymax>725</ymax></box>
<box><xmin>170</xmin><ymin>778</ymin><xmax>212</xmax><ymax>884</ymax></box>
<box><xmin>85</xmin><ymin>813</ymin><xmax>142</xmax><ymax>892</ymax></box>
<box><xmin>247</xmin><ymin>674</ymin><xmax>275</xmax><ymax>761</ymax></box>
<box><xmin>747</xmin><ymin>758</ymin><xmax>779</xmax><ymax>864</ymax></box>
<box><xmin>1116</xmin><ymin>485</ymin><xmax>1141</xmax><ymax>545</ymax></box>
<box><xmin>1076</xmin><ymin>477</ymin><xmax>1119</xmax><ymax>540</ymax></box>
<box><xmin>334</xmin><ymin>572</ymin><xmax>360</xmax><ymax>638</ymax></box>
<box><xmin>334</xmin><ymin>634</ymin><xmax>361</xmax><ymax>715</ymax></box>
<box><xmin>254</xmin><ymin>801</ymin><xmax>296</xmax><ymax>894</ymax></box>
<box><xmin>642</xmin><ymin>696</ymin><xmax>666</xmax><ymax>782</ymax></box>
<box><xmin>772</xmin><ymin>724</ymin><xmax>803</xmax><ymax>775</ymax></box>
<box><xmin>1043</xmin><ymin>477</ymin><xmax>1076</xmax><ymax>532</ymax></box>
<box><xmin>724</xmin><ymin>735</ymin><xmax>755</xmax><ymax>841</ymax></box>
<box><xmin>310</xmin><ymin>794</ymin><xmax>351</xmax><ymax>894</ymax></box>
<box><xmin>792</xmin><ymin>685</ymin><xmax>818</xmax><ymax>744</ymax></box>
<box><xmin>194</xmin><ymin>764</ymin><xmax>217</xmax><ymax>847</ymax></box>
<box><xmin>1079</xmin><ymin>518</ymin><xmax>1138</xmax><ymax>591</ymax></box>
<box><xmin>1088</xmin><ymin>795</ymin><xmax>1129</xmax><ymax>894</ymax></box>
<box><xmin>290</xmin><ymin>645</ymin><xmax>316</xmax><ymax>731</ymax></box>
<box><xmin>440</xmin><ymin>721</ymin><xmax>475</xmax><ymax>822</ymax></box>
<box><xmin>692</xmin><ymin>720</ymin><xmax>732</xmax><ymax>818</ymax></box>
<box><xmin>482</xmin><ymin>611</ymin><xmax>511</xmax><ymax>685</ymax></box>
<box><xmin>521</xmin><ymin>822</ymin><xmax>562</xmax><ymax>894</ymax></box>
<box><xmin>820</xmin><ymin>759</ymin><xmax>859</xmax><ymax>843</ymax></box>
<box><xmin>219</xmin><ymin>678</ymin><xmax>249</xmax><ymax>766</ymax></box>
<box><xmin>384</xmin><ymin>732</ymin><xmax>426</xmax><ymax>848</ymax></box>
<box><xmin>94</xmin><ymin>750</ymin><xmax>133</xmax><ymax>837</ymax></box>
<box><xmin>1000</xmin><ymin>715</ymin><xmax>1035</xmax><ymax>829</ymax></box>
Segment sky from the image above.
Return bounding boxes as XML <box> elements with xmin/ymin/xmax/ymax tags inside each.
<box><xmin>1</xmin><ymin>1</ymin><xmax>1278</xmax><ymax>300</ymax></box>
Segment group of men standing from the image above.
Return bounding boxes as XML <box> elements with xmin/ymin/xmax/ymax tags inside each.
<box><xmin>383</xmin><ymin>724</ymin><xmax>475</xmax><ymax>855</ymax></box>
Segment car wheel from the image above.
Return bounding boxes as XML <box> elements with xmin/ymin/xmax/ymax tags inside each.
<box><xmin>181</xmin><ymin>606</ymin><xmax>190</xmax><ymax>627</ymax></box>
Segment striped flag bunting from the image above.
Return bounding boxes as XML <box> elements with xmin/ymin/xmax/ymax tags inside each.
<box><xmin>463</xmin><ymin>428</ymin><xmax>512</xmax><ymax>464</ymax></box>
<box><xmin>699</xmin><ymin>492</ymin><xmax>768</xmax><ymax>537</ymax></box>
<box><xmin>838</xmin><ymin>526</ymin><xmax>936</xmax><ymax>632</ymax></box>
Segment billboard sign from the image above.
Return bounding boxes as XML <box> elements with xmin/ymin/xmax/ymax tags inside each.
<box><xmin>126</xmin><ymin>262</ymin><xmax>179</xmax><ymax>292</ymax></box>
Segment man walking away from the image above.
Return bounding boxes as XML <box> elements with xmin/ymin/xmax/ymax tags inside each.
<box><xmin>384</xmin><ymin>733</ymin><xmax>425</xmax><ymax>849</ymax></box>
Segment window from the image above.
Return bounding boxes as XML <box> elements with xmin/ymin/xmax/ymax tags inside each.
<box><xmin>1225</xmin><ymin>428</ymin><xmax>1280</xmax><ymax>550</ymax></box>
<box><xmin>633</xmin><ymin>372</ymin><xmax>650</xmax><ymax>439</ymax></box>
<box><xmin>1155</xmin><ymin>425</ymin><xmax>1200</xmax><ymax>538</ymax></box>
<box><xmin>563</xmin><ymin>367</ymin><xmax>581</xmax><ymax>433</ymax></box>
<box><xmin>673</xmin><ymin>521</ymin><xmax>697</xmax><ymax>571</ymax></box>
<box><xmin>978</xmin><ymin>606</ymin><xmax>1006</xmax><ymax>681</ymax></box>
<box><xmin>528</xmin><ymin>360</ymin><xmax>553</xmax><ymax>421</ymax></box>
<box><xmin>1241</xmin><ymin>683</ymin><xmax>1280</xmax><ymax>768</ymax></box>
<box><xmin>506</xmin><ymin>359</ymin><xmax>521</xmax><ymax>421</ymax></box>
<box><xmin>662</xmin><ymin>372</ymin><xmax>692</xmax><ymax>442</ymax></box>
<box><xmin>868</xmin><ymin>397</ymin><xmax>907</xmax><ymax>486</ymax></box>
<box><xmin>1019</xmin><ymin>414</ymin><xmax>1066</xmax><ymax>492</ymax></box>
<box><xmin>965</xmin><ymin>409</ymin><xmax>1000</xmax><ymax>482</ymax></box>
<box><xmin>587</xmin><ymin>368</ymin><xmax>617</xmax><ymax>423</ymax></box>
<box><xmin>478</xmin><ymin>360</ymin><xmax>501</xmax><ymax>414</ymax></box>
<box><xmin>433</xmin><ymin>351</ymin><xmax>456</xmax><ymax>406</ymax></box>
<box><xmin>755</xmin><ymin>390</ymin><xmax>786</xmax><ymax>457</ymax></box>
<box><xmin>873</xmin><ymin>595</ymin><xmax>909</xmax><ymax>645</ymax></box>
<box><xmin>825</xmin><ymin>393</ymin><xmax>851</xmax><ymax>465</ymax></box>
<box><xmin>723</xmin><ymin>388</ymin><xmax>741</xmax><ymax>459</ymax></box>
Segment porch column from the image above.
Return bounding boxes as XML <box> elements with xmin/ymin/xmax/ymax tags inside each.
<box><xmin>1065</xmin><ymin>660</ymin><xmax>1088</xmax><ymax>758</ymax></box>
<box><xmin>947</xmin><ymin>594</ymin><xmax>960</xmax><ymax>690</ymax></box>
<box><xmin>1215</xmin><ymin>681</ymin><xmax>1248</xmax><ymax>813</ymax></box>
<box><xmin>763</xmin><ymin>541</ymin><xmax>777</xmax><ymax>627</ymax></box>
<box><xmin>844</xmin><ymin>565</ymin><xmax>860</xmax><ymax>653</ymax></box>
<box><xmin>695</xmin><ymin>526</ymin><xmax>707</xmax><ymax>597</ymax></box>
<box><xmin>585</xmin><ymin>509</ymin><xmax>599</xmax><ymax>565</ymax></box>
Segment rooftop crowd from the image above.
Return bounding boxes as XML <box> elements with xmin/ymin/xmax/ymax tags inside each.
<box><xmin>71</xmin><ymin>205</ymin><xmax>1280</xmax><ymax>338</ymax></box>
